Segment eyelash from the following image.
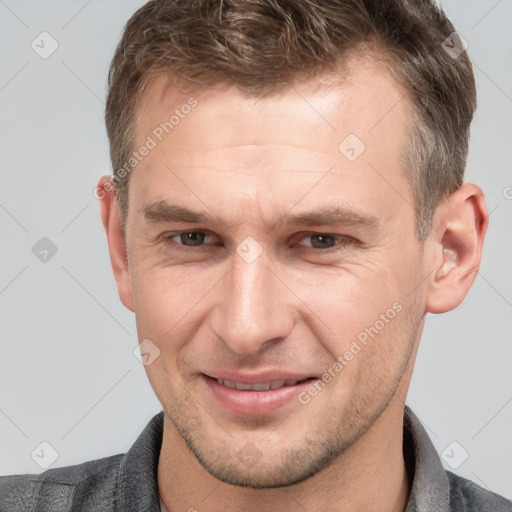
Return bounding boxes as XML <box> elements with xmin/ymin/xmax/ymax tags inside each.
<box><xmin>160</xmin><ymin>231</ymin><xmax>355</xmax><ymax>253</ymax></box>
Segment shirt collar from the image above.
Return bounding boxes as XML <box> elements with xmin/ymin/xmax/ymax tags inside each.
<box><xmin>116</xmin><ymin>406</ymin><xmax>450</xmax><ymax>512</ymax></box>
<box><xmin>116</xmin><ymin>412</ymin><xmax>164</xmax><ymax>512</ymax></box>
<box><xmin>403</xmin><ymin>405</ymin><xmax>450</xmax><ymax>512</ymax></box>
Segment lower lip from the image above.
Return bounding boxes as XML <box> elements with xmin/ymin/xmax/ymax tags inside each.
<box><xmin>201</xmin><ymin>374</ymin><xmax>315</xmax><ymax>416</ymax></box>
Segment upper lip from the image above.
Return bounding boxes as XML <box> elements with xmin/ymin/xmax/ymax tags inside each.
<box><xmin>202</xmin><ymin>370</ymin><xmax>316</xmax><ymax>384</ymax></box>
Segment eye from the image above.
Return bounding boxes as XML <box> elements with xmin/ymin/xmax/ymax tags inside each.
<box><xmin>160</xmin><ymin>231</ymin><xmax>355</xmax><ymax>253</ymax></box>
<box><xmin>295</xmin><ymin>233</ymin><xmax>354</xmax><ymax>251</ymax></box>
<box><xmin>161</xmin><ymin>231</ymin><xmax>215</xmax><ymax>249</ymax></box>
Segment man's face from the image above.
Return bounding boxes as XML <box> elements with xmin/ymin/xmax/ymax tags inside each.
<box><xmin>123</xmin><ymin>57</ymin><xmax>428</xmax><ymax>487</ymax></box>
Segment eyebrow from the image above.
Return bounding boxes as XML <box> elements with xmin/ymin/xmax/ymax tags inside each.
<box><xmin>141</xmin><ymin>201</ymin><xmax>379</xmax><ymax>230</ymax></box>
<box><xmin>142</xmin><ymin>202</ymin><xmax>226</xmax><ymax>227</ymax></box>
<box><xmin>285</xmin><ymin>207</ymin><xmax>378</xmax><ymax>228</ymax></box>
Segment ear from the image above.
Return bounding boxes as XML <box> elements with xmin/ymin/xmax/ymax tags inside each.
<box><xmin>97</xmin><ymin>176</ymin><xmax>134</xmax><ymax>312</ymax></box>
<box><xmin>425</xmin><ymin>183</ymin><xmax>488</xmax><ymax>314</ymax></box>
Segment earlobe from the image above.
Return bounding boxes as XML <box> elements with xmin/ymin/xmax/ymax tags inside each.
<box><xmin>425</xmin><ymin>183</ymin><xmax>488</xmax><ymax>314</ymax></box>
<box><xmin>97</xmin><ymin>175</ymin><xmax>135</xmax><ymax>312</ymax></box>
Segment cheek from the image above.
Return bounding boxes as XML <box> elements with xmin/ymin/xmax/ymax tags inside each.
<box><xmin>291</xmin><ymin>254</ymin><xmax>416</xmax><ymax>364</ymax></box>
<box><xmin>298</xmin><ymin>262</ymin><xmax>400</xmax><ymax>324</ymax></box>
<box><xmin>130</xmin><ymin>268</ymin><xmax>208</xmax><ymax>388</ymax></box>
<box><xmin>130</xmin><ymin>264</ymin><xmax>217</xmax><ymax>339</ymax></box>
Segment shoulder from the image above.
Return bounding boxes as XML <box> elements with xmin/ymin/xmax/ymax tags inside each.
<box><xmin>0</xmin><ymin>411</ymin><xmax>165</xmax><ymax>511</ymax></box>
<box><xmin>447</xmin><ymin>471</ymin><xmax>512</xmax><ymax>511</ymax></box>
<box><xmin>0</xmin><ymin>453</ymin><xmax>123</xmax><ymax>511</ymax></box>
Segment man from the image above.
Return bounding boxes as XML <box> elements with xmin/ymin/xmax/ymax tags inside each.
<box><xmin>1</xmin><ymin>0</ymin><xmax>510</xmax><ymax>510</ymax></box>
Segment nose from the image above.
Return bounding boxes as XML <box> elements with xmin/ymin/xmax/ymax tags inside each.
<box><xmin>209</xmin><ymin>246</ymin><xmax>295</xmax><ymax>355</ymax></box>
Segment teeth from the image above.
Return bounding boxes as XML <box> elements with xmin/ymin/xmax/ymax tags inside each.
<box><xmin>270</xmin><ymin>379</ymin><xmax>286</xmax><ymax>390</ymax></box>
<box><xmin>216</xmin><ymin>378</ymin><xmax>301</xmax><ymax>390</ymax></box>
<box><xmin>235</xmin><ymin>381</ymin><xmax>253</xmax><ymax>391</ymax></box>
<box><xmin>251</xmin><ymin>382</ymin><xmax>270</xmax><ymax>391</ymax></box>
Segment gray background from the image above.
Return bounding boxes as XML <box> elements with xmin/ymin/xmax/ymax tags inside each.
<box><xmin>0</xmin><ymin>0</ymin><xmax>511</xmax><ymax>500</ymax></box>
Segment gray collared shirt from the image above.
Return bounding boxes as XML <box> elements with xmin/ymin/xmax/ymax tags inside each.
<box><xmin>1</xmin><ymin>406</ymin><xmax>511</xmax><ymax>511</ymax></box>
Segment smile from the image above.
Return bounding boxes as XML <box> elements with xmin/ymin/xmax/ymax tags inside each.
<box><xmin>215</xmin><ymin>378</ymin><xmax>311</xmax><ymax>391</ymax></box>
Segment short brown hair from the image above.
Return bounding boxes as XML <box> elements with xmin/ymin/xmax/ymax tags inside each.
<box><xmin>105</xmin><ymin>0</ymin><xmax>476</xmax><ymax>240</ymax></box>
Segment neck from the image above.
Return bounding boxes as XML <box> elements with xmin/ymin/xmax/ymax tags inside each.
<box><xmin>158</xmin><ymin>400</ymin><xmax>410</xmax><ymax>512</ymax></box>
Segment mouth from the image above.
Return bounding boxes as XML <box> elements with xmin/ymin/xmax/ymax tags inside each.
<box><xmin>200</xmin><ymin>373</ymin><xmax>319</xmax><ymax>416</ymax></box>
<box><xmin>211</xmin><ymin>376</ymin><xmax>316</xmax><ymax>391</ymax></box>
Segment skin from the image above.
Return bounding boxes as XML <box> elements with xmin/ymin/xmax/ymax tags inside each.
<box><xmin>99</xmin><ymin>55</ymin><xmax>487</xmax><ymax>512</ymax></box>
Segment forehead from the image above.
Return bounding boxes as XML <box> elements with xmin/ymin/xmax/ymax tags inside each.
<box><xmin>136</xmin><ymin>56</ymin><xmax>409</xmax><ymax>148</ymax></box>
<box><xmin>129</xmin><ymin>55</ymin><xmax>414</xmax><ymax>231</ymax></box>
